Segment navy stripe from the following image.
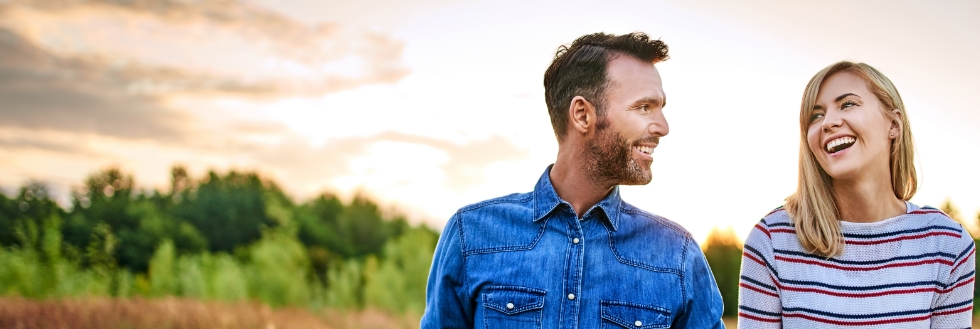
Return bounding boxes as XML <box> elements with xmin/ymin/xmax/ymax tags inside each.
<box><xmin>951</xmin><ymin>270</ymin><xmax>976</xmax><ymax>286</ymax></box>
<box><xmin>954</xmin><ymin>242</ymin><xmax>975</xmax><ymax>261</ymax></box>
<box><xmin>774</xmin><ymin>249</ymin><xmax>956</xmax><ymax>265</ymax></box>
<box><xmin>782</xmin><ymin>306</ymin><xmax>930</xmax><ymax>319</ymax></box>
<box><xmin>739</xmin><ymin>305</ymin><xmax>781</xmax><ymax>317</ymax></box>
<box><xmin>768</xmin><ymin>222</ymin><xmax>793</xmax><ymax>228</ymax></box>
<box><xmin>841</xmin><ymin>225</ymin><xmax>960</xmax><ymax>240</ymax></box>
<box><xmin>779</xmin><ymin>278</ymin><xmax>943</xmax><ymax>291</ymax></box>
<box><xmin>933</xmin><ymin>299</ymin><xmax>973</xmax><ymax>312</ymax></box>
<box><xmin>744</xmin><ymin>244</ymin><xmax>779</xmax><ymax>276</ymax></box>
<box><xmin>740</xmin><ymin>275</ymin><xmax>778</xmax><ymax>292</ymax></box>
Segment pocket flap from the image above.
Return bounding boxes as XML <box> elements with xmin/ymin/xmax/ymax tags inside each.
<box><xmin>600</xmin><ymin>300</ymin><xmax>671</xmax><ymax>328</ymax></box>
<box><xmin>482</xmin><ymin>286</ymin><xmax>546</xmax><ymax>315</ymax></box>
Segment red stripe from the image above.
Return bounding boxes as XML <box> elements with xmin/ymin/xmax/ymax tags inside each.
<box><xmin>950</xmin><ymin>248</ymin><xmax>975</xmax><ymax>273</ymax></box>
<box><xmin>784</xmin><ymin>312</ymin><xmax>929</xmax><ymax>326</ymax></box>
<box><xmin>910</xmin><ymin>209</ymin><xmax>953</xmax><ymax>220</ymax></box>
<box><xmin>767</xmin><ymin>229</ymin><xmax>961</xmax><ymax>246</ymax></box>
<box><xmin>780</xmin><ymin>285</ymin><xmax>938</xmax><ymax>298</ymax></box>
<box><xmin>738</xmin><ymin>312</ymin><xmax>781</xmax><ymax>323</ymax></box>
<box><xmin>933</xmin><ymin>305</ymin><xmax>973</xmax><ymax>316</ymax></box>
<box><xmin>745</xmin><ymin>253</ymin><xmax>768</xmax><ymax>267</ymax></box>
<box><xmin>755</xmin><ymin>223</ymin><xmax>771</xmax><ymax>239</ymax></box>
<box><xmin>940</xmin><ymin>277</ymin><xmax>975</xmax><ymax>293</ymax></box>
<box><xmin>846</xmin><ymin>231</ymin><xmax>961</xmax><ymax>245</ymax></box>
<box><xmin>740</xmin><ymin>282</ymin><xmax>780</xmax><ymax>297</ymax></box>
<box><xmin>774</xmin><ymin>255</ymin><xmax>954</xmax><ymax>271</ymax></box>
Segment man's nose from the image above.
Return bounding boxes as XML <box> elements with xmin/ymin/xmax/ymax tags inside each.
<box><xmin>649</xmin><ymin>111</ymin><xmax>669</xmax><ymax>137</ymax></box>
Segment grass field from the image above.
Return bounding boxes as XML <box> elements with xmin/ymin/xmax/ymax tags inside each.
<box><xmin>0</xmin><ymin>297</ymin><xmax>421</xmax><ymax>329</ymax></box>
<box><xmin>0</xmin><ymin>298</ymin><xmax>975</xmax><ymax>328</ymax></box>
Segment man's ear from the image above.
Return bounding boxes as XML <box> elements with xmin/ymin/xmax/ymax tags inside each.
<box><xmin>889</xmin><ymin>108</ymin><xmax>903</xmax><ymax>139</ymax></box>
<box><xmin>569</xmin><ymin>96</ymin><xmax>596</xmax><ymax>135</ymax></box>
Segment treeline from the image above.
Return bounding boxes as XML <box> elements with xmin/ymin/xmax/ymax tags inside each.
<box><xmin>0</xmin><ymin>167</ymin><xmax>436</xmax><ymax>314</ymax></box>
<box><xmin>2</xmin><ymin>168</ymin><xmax>977</xmax><ymax>318</ymax></box>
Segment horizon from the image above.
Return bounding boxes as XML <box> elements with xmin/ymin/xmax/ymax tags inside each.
<box><xmin>2</xmin><ymin>0</ymin><xmax>979</xmax><ymax>244</ymax></box>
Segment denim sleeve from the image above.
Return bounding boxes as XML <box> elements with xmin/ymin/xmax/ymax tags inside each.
<box><xmin>673</xmin><ymin>237</ymin><xmax>726</xmax><ymax>329</ymax></box>
<box><xmin>421</xmin><ymin>213</ymin><xmax>473</xmax><ymax>329</ymax></box>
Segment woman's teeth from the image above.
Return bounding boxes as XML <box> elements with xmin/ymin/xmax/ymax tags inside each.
<box><xmin>825</xmin><ymin>136</ymin><xmax>856</xmax><ymax>153</ymax></box>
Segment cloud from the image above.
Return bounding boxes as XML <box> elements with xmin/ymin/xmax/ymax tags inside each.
<box><xmin>0</xmin><ymin>0</ymin><xmax>412</xmax><ymax>144</ymax></box>
<box><xmin>250</xmin><ymin>131</ymin><xmax>532</xmax><ymax>193</ymax></box>
<box><xmin>0</xmin><ymin>28</ymin><xmax>194</xmax><ymax>141</ymax></box>
<box><xmin>0</xmin><ymin>0</ymin><xmax>410</xmax><ymax>97</ymax></box>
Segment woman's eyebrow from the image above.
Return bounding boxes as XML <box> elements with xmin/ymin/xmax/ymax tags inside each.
<box><xmin>835</xmin><ymin>93</ymin><xmax>860</xmax><ymax>102</ymax></box>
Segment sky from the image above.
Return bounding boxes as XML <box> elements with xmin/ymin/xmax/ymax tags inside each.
<box><xmin>1</xmin><ymin>0</ymin><xmax>978</xmax><ymax>243</ymax></box>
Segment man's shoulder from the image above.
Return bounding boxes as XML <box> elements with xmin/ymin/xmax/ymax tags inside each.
<box><xmin>618</xmin><ymin>201</ymin><xmax>692</xmax><ymax>243</ymax></box>
<box><xmin>456</xmin><ymin>191</ymin><xmax>535</xmax><ymax>215</ymax></box>
<box><xmin>609</xmin><ymin>201</ymin><xmax>694</xmax><ymax>275</ymax></box>
<box><xmin>450</xmin><ymin>191</ymin><xmax>541</xmax><ymax>255</ymax></box>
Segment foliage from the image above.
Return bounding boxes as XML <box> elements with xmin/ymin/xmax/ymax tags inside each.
<box><xmin>0</xmin><ymin>166</ymin><xmax>439</xmax><ymax>315</ymax></box>
<box><xmin>703</xmin><ymin>227</ymin><xmax>743</xmax><ymax>318</ymax></box>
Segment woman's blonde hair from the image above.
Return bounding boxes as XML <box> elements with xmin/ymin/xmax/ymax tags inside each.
<box><xmin>785</xmin><ymin>61</ymin><xmax>917</xmax><ymax>257</ymax></box>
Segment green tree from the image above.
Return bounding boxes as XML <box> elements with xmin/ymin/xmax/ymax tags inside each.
<box><xmin>172</xmin><ymin>171</ymin><xmax>278</xmax><ymax>253</ymax></box>
<box><xmin>703</xmin><ymin>227</ymin><xmax>742</xmax><ymax>318</ymax></box>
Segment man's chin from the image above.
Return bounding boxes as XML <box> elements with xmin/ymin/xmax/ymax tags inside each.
<box><xmin>618</xmin><ymin>171</ymin><xmax>653</xmax><ymax>186</ymax></box>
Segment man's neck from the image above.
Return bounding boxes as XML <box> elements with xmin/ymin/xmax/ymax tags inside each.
<box><xmin>550</xmin><ymin>154</ymin><xmax>615</xmax><ymax>219</ymax></box>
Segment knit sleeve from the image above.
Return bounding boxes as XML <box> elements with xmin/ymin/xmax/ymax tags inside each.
<box><xmin>737</xmin><ymin>219</ymin><xmax>783</xmax><ymax>328</ymax></box>
<box><xmin>930</xmin><ymin>228</ymin><xmax>975</xmax><ymax>328</ymax></box>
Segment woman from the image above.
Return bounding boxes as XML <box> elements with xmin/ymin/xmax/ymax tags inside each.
<box><xmin>737</xmin><ymin>61</ymin><xmax>975</xmax><ymax>327</ymax></box>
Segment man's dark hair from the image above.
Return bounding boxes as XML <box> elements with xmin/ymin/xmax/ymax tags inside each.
<box><xmin>543</xmin><ymin>32</ymin><xmax>669</xmax><ymax>141</ymax></box>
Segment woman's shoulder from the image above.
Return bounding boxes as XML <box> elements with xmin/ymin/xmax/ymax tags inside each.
<box><xmin>745</xmin><ymin>205</ymin><xmax>794</xmax><ymax>246</ymax></box>
<box><xmin>904</xmin><ymin>203</ymin><xmax>975</xmax><ymax>248</ymax></box>
<box><xmin>759</xmin><ymin>205</ymin><xmax>792</xmax><ymax>227</ymax></box>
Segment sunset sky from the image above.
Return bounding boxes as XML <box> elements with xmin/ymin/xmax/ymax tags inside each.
<box><xmin>1</xmin><ymin>0</ymin><xmax>978</xmax><ymax>243</ymax></box>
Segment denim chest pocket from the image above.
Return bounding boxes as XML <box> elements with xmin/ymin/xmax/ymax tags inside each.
<box><xmin>600</xmin><ymin>300</ymin><xmax>671</xmax><ymax>329</ymax></box>
<box><xmin>482</xmin><ymin>286</ymin><xmax>546</xmax><ymax>329</ymax></box>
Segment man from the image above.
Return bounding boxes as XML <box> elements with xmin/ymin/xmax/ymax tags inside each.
<box><xmin>421</xmin><ymin>32</ymin><xmax>725</xmax><ymax>328</ymax></box>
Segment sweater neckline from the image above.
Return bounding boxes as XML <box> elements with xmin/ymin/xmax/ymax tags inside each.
<box><xmin>838</xmin><ymin>201</ymin><xmax>915</xmax><ymax>229</ymax></box>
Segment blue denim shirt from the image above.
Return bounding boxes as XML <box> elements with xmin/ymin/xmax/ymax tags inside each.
<box><xmin>422</xmin><ymin>166</ymin><xmax>725</xmax><ymax>329</ymax></box>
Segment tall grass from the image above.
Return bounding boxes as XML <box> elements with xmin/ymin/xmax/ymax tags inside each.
<box><xmin>0</xmin><ymin>214</ymin><xmax>437</xmax><ymax>315</ymax></box>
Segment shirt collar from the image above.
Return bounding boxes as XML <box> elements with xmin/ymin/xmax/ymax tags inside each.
<box><xmin>532</xmin><ymin>165</ymin><xmax>623</xmax><ymax>231</ymax></box>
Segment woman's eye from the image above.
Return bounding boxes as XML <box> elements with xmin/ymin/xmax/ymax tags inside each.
<box><xmin>810</xmin><ymin>112</ymin><xmax>824</xmax><ymax>122</ymax></box>
<box><xmin>841</xmin><ymin>101</ymin><xmax>857</xmax><ymax>109</ymax></box>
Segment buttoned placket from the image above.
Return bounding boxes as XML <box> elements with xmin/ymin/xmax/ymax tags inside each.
<box><xmin>559</xmin><ymin>205</ymin><xmax>586</xmax><ymax>329</ymax></box>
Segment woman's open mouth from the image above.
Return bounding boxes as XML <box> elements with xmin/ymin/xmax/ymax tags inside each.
<box><xmin>824</xmin><ymin>136</ymin><xmax>855</xmax><ymax>155</ymax></box>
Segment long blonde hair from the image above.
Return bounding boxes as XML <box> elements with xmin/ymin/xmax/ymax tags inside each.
<box><xmin>785</xmin><ymin>61</ymin><xmax>917</xmax><ymax>257</ymax></box>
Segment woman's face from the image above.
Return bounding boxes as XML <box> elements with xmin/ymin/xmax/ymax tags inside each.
<box><xmin>806</xmin><ymin>70</ymin><xmax>899</xmax><ymax>181</ymax></box>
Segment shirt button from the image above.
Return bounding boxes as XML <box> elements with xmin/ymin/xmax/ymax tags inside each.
<box><xmin>572</xmin><ymin>238</ymin><xmax>580</xmax><ymax>244</ymax></box>
<box><xmin>506</xmin><ymin>302</ymin><xmax>514</xmax><ymax>310</ymax></box>
<box><xmin>567</xmin><ymin>293</ymin><xmax>575</xmax><ymax>300</ymax></box>
<box><xmin>635</xmin><ymin>320</ymin><xmax>643</xmax><ymax>326</ymax></box>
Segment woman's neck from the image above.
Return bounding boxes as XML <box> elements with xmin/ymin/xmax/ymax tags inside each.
<box><xmin>833</xmin><ymin>176</ymin><xmax>906</xmax><ymax>223</ymax></box>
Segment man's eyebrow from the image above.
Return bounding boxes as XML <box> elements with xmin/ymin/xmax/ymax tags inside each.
<box><xmin>835</xmin><ymin>93</ymin><xmax>860</xmax><ymax>102</ymax></box>
<box><xmin>634</xmin><ymin>97</ymin><xmax>664</xmax><ymax>107</ymax></box>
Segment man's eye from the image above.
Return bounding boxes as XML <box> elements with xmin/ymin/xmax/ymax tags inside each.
<box><xmin>638</xmin><ymin>104</ymin><xmax>649</xmax><ymax>112</ymax></box>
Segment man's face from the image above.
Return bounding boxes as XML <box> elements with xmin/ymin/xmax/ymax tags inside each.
<box><xmin>585</xmin><ymin>55</ymin><xmax>668</xmax><ymax>186</ymax></box>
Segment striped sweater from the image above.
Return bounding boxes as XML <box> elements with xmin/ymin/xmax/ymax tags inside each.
<box><xmin>738</xmin><ymin>202</ymin><xmax>976</xmax><ymax>328</ymax></box>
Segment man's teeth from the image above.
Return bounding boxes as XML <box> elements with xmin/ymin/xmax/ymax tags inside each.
<box><xmin>636</xmin><ymin>146</ymin><xmax>653</xmax><ymax>154</ymax></box>
<box><xmin>825</xmin><ymin>137</ymin><xmax>855</xmax><ymax>152</ymax></box>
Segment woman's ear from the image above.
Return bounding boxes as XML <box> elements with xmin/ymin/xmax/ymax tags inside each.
<box><xmin>888</xmin><ymin>108</ymin><xmax>902</xmax><ymax>139</ymax></box>
<box><xmin>569</xmin><ymin>96</ymin><xmax>597</xmax><ymax>135</ymax></box>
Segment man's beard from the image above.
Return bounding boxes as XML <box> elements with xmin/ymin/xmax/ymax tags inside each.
<box><xmin>584</xmin><ymin>120</ymin><xmax>653</xmax><ymax>186</ymax></box>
